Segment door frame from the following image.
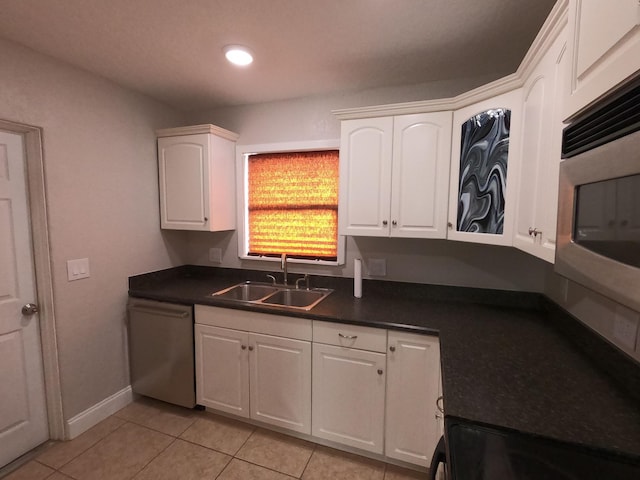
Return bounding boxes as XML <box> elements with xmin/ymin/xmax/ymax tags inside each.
<box><xmin>0</xmin><ymin>119</ymin><xmax>64</xmax><ymax>440</ymax></box>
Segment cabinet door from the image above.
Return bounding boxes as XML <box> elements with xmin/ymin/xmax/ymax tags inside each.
<box><xmin>385</xmin><ymin>332</ymin><xmax>440</xmax><ymax>467</ymax></box>
<box><xmin>514</xmin><ymin>27</ymin><xmax>568</xmax><ymax>263</ymax></box>
<box><xmin>249</xmin><ymin>333</ymin><xmax>311</xmax><ymax>434</ymax></box>
<box><xmin>390</xmin><ymin>112</ymin><xmax>452</xmax><ymax>239</ymax></box>
<box><xmin>195</xmin><ymin>324</ymin><xmax>249</xmax><ymax>417</ymax></box>
<box><xmin>312</xmin><ymin>343</ymin><xmax>386</xmax><ymax>454</ymax></box>
<box><xmin>448</xmin><ymin>89</ymin><xmax>522</xmax><ymax>246</ymax></box>
<box><xmin>158</xmin><ymin>133</ymin><xmax>210</xmax><ymax>230</ymax></box>
<box><xmin>565</xmin><ymin>0</ymin><xmax>640</xmax><ymax>117</ymax></box>
<box><xmin>339</xmin><ymin>117</ymin><xmax>393</xmax><ymax>236</ymax></box>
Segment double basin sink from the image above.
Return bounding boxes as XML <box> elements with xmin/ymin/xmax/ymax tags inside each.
<box><xmin>212</xmin><ymin>281</ymin><xmax>333</xmax><ymax>311</ymax></box>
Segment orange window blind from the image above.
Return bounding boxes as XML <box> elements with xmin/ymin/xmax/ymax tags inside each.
<box><xmin>247</xmin><ymin>150</ymin><xmax>339</xmax><ymax>260</ymax></box>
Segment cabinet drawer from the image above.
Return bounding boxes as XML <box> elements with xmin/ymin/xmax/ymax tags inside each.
<box><xmin>312</xmin><ymin>320</ymin><xmax>387</xmax><ymax>353</ymax></box>
<box><xmin>195</xmin><ymin>305</ymin><xmax>312</xmax><ymax>341</ymax></box>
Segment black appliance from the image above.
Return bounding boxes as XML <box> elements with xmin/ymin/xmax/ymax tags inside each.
<box><xmin>445</xmin><ymin>419</ymin><xmax>640</xmax><ymax>480</ymax></box>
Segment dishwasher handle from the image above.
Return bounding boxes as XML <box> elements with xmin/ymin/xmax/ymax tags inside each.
<box><xmin>128</xmin><ymin>305</ymin><xmax>190</xmax><ymax>319</ymax></box>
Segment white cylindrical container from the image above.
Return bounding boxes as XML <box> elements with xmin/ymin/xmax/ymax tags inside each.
<box><xmin>354</xmin><ymin>258</ymin><xmax>362</xmax><ymax>298</ymax></box>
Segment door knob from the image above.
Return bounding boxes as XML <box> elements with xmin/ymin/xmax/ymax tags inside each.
<box><xmin>22</xmin><ymin>303</ymin><xmax>39</xmax><ymax>315</ymax></box>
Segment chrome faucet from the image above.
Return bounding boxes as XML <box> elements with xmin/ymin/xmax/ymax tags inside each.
<box><xmin>281</xmin><ymin>253</ymin><xmax>289</xmax><ymax>285</ymax></box>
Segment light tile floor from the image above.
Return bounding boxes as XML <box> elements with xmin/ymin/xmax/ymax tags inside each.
<box><xmin>3</xmin><ymin>397</ymin><xmax>428</xmax><ymax>480</ymax></box>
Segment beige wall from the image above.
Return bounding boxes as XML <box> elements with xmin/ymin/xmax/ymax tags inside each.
<box><xmin>184</xmin><ymin>231</ymin><xmax>550</xmax><ymax>293</ymax></box>
<box><xmin>187</xmin><ymin>74</ymin><xmax>499</xmax><ymax>144</ymax></box>
<box><xmin>0</xmin><ymin>38</ymin><xmax>187</xmax><ymax>418</ymax></box>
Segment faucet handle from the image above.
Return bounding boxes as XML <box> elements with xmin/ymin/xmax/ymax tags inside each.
<box><xmin>295</xmin><ymin>274</ymin><xmax>310</xmax><ymax>290</ymax></box>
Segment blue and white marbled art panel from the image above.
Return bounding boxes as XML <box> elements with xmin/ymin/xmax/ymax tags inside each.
<box><xmin>457</xmin><ymin>109</ymin><xmax>511</xmax><ymax>234</ymax></box>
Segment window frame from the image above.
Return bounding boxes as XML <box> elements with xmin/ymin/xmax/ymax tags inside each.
<box><xmin>236</xmin><ymin>140</ymin><xmax>345</xmax><ymax>266</ymax></box>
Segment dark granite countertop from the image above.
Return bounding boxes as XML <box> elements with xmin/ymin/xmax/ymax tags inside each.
<box><xmin>129</xmin><ymin>265</ymin><xmax>640</xmax><ymax>460</ymax></box>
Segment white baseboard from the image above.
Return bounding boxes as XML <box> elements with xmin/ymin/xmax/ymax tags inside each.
<box><xmin>65</xmin><ymin>386</ymin><xmax>133</xmax><ymax>439</ymax></box>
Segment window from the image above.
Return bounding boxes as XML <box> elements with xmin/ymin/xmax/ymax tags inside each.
<box><xmin>237</xmin><ymin>141</ymin><xmax>343</xmax><ymax>265</ymax></box>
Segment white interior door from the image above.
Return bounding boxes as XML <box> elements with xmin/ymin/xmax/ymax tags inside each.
<box><xmin>0</xmin><ymin>131</ymin><xmax>48</xmax><ymax>467</ymax></box>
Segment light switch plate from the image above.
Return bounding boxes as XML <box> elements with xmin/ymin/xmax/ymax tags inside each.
<box><xmin>67</xmin><ymin>258</ymin><xmax>90</xmax><ymax>281</ymax></box>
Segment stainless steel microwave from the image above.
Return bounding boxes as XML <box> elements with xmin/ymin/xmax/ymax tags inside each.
<box><xmin>556</xmin><ymin>78</ymin><xmax>640</xmax><ymax>313</ymax></box>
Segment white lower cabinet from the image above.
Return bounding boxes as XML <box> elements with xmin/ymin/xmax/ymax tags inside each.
<box><xmin>195</xmin><ymin>324</ymin><xmax>249</xmax><ymax>417</ymax></box>
<box><xmin>311</xmin><ymin>342</ymin><xmax>386</xmax><ymax>454</ymax></box>
<box><xmin>195</xmin><ymin>306</ymin><xmax>442</xmax><ymax>467</ymax></box>
<box><xmin>249</xmin><ymin>333</ymin><xmax>311</xmax><ymax>433</ymax></box>
<box><xmin>385</xmin><ymin>331</ymin><xmax>441</xmax><ymax>467</ymax></box>
<box><xmin>195</xmin><ymin>306</ymin><xmax>312</xmax><ymax>434</ymax></box>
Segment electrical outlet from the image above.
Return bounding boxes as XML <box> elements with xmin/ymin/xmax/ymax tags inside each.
<box><xmin>613</xmin><ymin>305</ymin><xmax>639</xmax><ymax>351</ymax></box>
<box><xmin>209</xmin><ymin>247</ymin><xmax>222</xmax><ymax>263</ymax></box>
<box><xmin>369</xmin><ymin>258</ymin><xmax>387</xmax><ymax>276</ymax></box>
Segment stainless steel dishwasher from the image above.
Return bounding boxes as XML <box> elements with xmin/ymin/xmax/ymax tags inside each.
<box><xmin>127</xmin><ymin>298</ymin><xmax>195</xmax><ymax>408</ymax></box>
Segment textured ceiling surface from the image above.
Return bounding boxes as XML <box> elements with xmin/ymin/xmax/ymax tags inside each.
<box><xmin>0</xmin><ymin>0</ymin><xmax>557</xmax><ymax>111</ymax></box>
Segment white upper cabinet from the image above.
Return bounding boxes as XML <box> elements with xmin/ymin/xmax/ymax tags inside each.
<box><xmin>514</xmin><ymin>24</ymin><xmax>569</xmax><ymax>263</ymax></box>
<box><xmin>565</xmin><ymin>0</ymin><xmax>640</xmax><ymax>118</ymax></box>
<box><xmin>339</xmin><ymin>117</ymin><xmax>393</xmax><ymax>237</ymax></box>
<box><xmin>339</xmin><ymin>112</ymin><xmax>452</xmax><ymax>238</ymax></box>
<box><xmin>447</xmin><ymin>90</ymin><xmax>523</xmax><ymax>246</ymax></box>
<box><xmin>157</xmin><ymin>124</ymin><xmax>238</xmax><ymax>231</ymax></box>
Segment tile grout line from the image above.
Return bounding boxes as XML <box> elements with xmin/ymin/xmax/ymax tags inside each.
<box><xmin>128</xmin><ymin>429</ymin><xmax>179</xmax><ymax>480</ymax></box>
<box><xmin>298</xmin><ymin>443</ymin><xmax>318</xmax><ymax>479</ymax></box>
<box><xmin>10</xmin><ymin>402</ymin><xmax>425</xmax><ymax>480</ymax></box>
<box><xmin>211</xmin><ymin>424</ymin><xmax>255</xmax><ymax>480</ymax></box>
<box><xmin>43</xmin><ymin>417</ymin><xmax>131</xmax><ymax>478</ymax></box>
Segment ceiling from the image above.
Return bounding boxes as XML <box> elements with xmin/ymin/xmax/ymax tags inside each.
<box><xmin>0</xmin><ymin>0</ymin><xmax>557</xmax><ymax>112</ymax></box>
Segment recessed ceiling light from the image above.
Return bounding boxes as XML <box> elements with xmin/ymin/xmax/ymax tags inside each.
<box><xmin>223</xmin><ymin>45</ymin><xmax>253</xmax><ymax>66</ymax></box>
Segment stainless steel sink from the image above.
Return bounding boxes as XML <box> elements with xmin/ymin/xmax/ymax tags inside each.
<box><xmin>211</xmin><ymin>281</ymin><xmax>332</xmax><ymax>311</ymax></box>
<box><xmin>261</xmin><ymin>288</ymin><xmax>330</xmax><ymax>310</ymax></box>
<box><xmin>212</xmin><ymin>282</ymin><xmax>278</xmax><ymax>302</ymax></box>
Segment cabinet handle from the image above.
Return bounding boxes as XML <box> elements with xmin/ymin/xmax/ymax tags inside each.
<box><xmin>204</xmin><ymin>217</ymin><xmax>208</xmax><ymax>222</ymax></box>
<box><xmin>248</xmin><ymin>345</ymin><xmax>254</xmax><ymax>351</ymax></box>
<box><xmin>241</xmin><ymin>345</ymin><xmax>247</xmax><ymax>350</ymax></box>
<box><xmin>377</xmin><ymin>369</ymin><xmax>384</xmax><ymax>375</ymax></box>
<box><xmin>389</xmin><ymin>345</ymin><xmax>396</xmax><ymax>352</ymax></box>
<box><xmin>447</xmin><ymin>222</ymin><xmax>453</xmax><ymax>229</ymax></box>
<box><xmin>338</xmin><ymin>333</ymin><xmax>358</xmax><ymax>340</ymax></box>
<box><xmin>436</xmin><ymin>395</ymin><xmax>444</xmax><ymax>414</ymax></box>
<box><xmin>528</xmin><ymin>227</ymin><xmax>541</xmax><ymax>237</ymax></box>
<box><xmin>382</xmin><ymin>220</ymin><xmax>388</xmax><ymax>226</ymax></box>
<box><xmin>128</xmin><ymin>306</ymin><xmax>189</xmax><ymax>319</ymax></box>
<box><xmin>391</xmin><ymin>220</ymin><xmax>397</xmax><ymax>227</ymax></box>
